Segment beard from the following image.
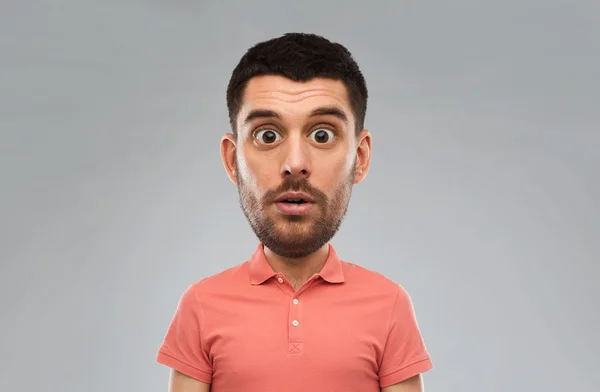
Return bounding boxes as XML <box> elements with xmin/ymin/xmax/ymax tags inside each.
<box><xmin>236</xmin><ymin>162</ymin><xmax>355</xmax><ymax>259</ymax></box>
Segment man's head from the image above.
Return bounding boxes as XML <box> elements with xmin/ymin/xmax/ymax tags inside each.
<box><xmin>220</xmin><ymin>33</ymin><xmax>372</xmax><ymax>258</ymax></box>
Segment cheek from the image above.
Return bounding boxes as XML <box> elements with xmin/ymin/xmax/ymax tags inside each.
<box><xmin>239</xmin><ymin>154</ymin><xmax>280</xmax><ymax>193</ymax></box>
<box><xmin>315</xmin><ymin>156</ymin><xmax>354</xmax><ymax>191</ymax></box>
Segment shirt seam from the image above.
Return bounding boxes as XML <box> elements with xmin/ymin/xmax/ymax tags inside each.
<box><xmin>379</xmin><ymin>356</ymin><xmax>432</xmax><ymax>378</ymax></box>
<box><xmin>158</xmin><ymin>349</ymin><xmax>213</xmax><ymax>375</ymax></box>
<box><xmin>189</xmin><ymin>283</ymin><xmax>209</xmax><ymax>365</ymax></box>
<box><xmin>378</xmin><ymin>284</ymin><xmax>402</xmax><ymax>369</ymax></box>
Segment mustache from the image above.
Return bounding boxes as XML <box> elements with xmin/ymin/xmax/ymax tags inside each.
<box><xmin>262</xmin><ymin>177</ymin><xmax>327</xmax><ymax>204</ymax></box>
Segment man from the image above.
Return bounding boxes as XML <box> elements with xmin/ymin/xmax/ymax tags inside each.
<box><xmin>156</xmin><ymin>32</ymin><xmax>433</xmax><ymax>392</ymax></box>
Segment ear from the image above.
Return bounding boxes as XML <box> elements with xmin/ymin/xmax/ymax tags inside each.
<box><xmin>353</xmin><ymin>129</ymin><xmax>372</xmax><ymax>184</ymax></box>
<box><xmin>220</xmin><ymin>132</ymin><xmax>238</xmax><ymax>184</ymax></box>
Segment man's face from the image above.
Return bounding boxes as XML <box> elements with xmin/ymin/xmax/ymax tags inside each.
<box><xmin>221</xmin><ymin>75</ymin><xmax>371</xmax><ymax>258</ymax></box>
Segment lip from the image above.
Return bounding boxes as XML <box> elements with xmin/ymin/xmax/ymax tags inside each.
<box><xmin>274</xmin><ymin>191</ymin><xmax>315</xmax><ymax>216</ymax></box>
<box><xmin>275</xmin><ymin>192</ymin><xmax>315</xmax><ymax>203</ymax></box>
<box><xmin>274</xmin><ymin>201</ymin><xmax>314</xmax><ymax>216</ymax></box>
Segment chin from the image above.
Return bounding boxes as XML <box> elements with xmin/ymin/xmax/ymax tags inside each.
<box><xmin>276</xmin><ymin>216</ymin><xmax>315</xmax><ymax>229</ymax></box>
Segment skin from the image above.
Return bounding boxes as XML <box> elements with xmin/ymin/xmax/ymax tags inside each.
<box><xmin>169</xmin><ymin>370</ymin><xmax>210</xmax><ymax>392</ymax></box>
<box><xmin>221</xmin><ymin>75</ymin><xmax>371</xmax><ymax>289</ymax></box>
<box><xmin>169</xmin><ymin>370</ymin><xmax>423</xmax><ymax>392</ymax></box>
<box><xmin>382</xmin><ymin>374</ymin><xmax>425</xmax><ymax>392</ymax></box>
<box><xmin>168</xmin><ymin>74</ymin><xmax>423</xmax><ymax>391</ymax></box>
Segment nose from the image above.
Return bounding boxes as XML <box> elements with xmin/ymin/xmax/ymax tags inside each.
<box><xmin>281</xmin><ymin>136</ymin><xmax>311</xmax><ymax>179</ymax></box>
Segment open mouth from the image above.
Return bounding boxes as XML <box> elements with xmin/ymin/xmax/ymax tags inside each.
<box><xmin>281</xmin><ymin>199</ymin><xmax>308</xmax><ymax>204</ymax></box>
<box><xmin>274</xmin><ymin>194</ymin><xmax>314</xmax><ymax>215</ymax></box>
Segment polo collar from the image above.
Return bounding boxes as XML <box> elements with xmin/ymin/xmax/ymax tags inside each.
<box><xmin>248</xmin><ymin>243</ymin><xmax>345</xmax><ymax>285</ymax></box>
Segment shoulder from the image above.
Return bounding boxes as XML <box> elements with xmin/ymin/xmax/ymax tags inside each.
<box><xmin>341</xmin><ymin>261</ymin><xmax>422</xmax><ymax>329</ymax></box>
<box><xmin>181</xmin><ymin>261</ymin><xmax>250</xmax><ymax>300</ymax></box>
<box><xmin>341</xmin><ymin>260</ymin><xmax>406</xmax><ymax>299</ymax></box>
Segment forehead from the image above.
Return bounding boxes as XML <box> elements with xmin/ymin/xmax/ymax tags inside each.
<box><xmin>239</xmin><ymin>75</ymin><xmax>354</xmax><ymax>124</ymax></box>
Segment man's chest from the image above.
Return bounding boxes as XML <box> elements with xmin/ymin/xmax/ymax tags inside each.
<box><xmin>201</xmin><ymin>288</ymin><xmax>390</xmax><ymax>391</ymax></box>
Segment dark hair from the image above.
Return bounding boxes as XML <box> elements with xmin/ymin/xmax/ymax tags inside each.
<box><xmin>226</xmin><ymin>33</ymin><xmax>368</xmax><ymax>136</ymax></box>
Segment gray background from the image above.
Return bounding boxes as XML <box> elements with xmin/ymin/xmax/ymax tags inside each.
<box><xmin>1</xmin><ymin>1</ymin><xmax>598</xmax><ymax>391</ymax></box>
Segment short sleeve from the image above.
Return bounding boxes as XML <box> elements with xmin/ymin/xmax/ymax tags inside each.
<box><xmin>156</xmin><ymin>284</ymin><xmax>213</xmax><ymax>383</ymax></box>
<box><xmin>378</xmin><ymin>284</ymin><xmax>433</xmax><ymax>388</ymax></box>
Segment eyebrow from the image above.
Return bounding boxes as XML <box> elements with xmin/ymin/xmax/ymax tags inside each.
<box><xmin>309</xmin><ymin>106</ymin><xmax>349</xmax><ymax>123</ymax></box>
<box><xmin>243</xmin><ymin>109</ymin><xmax>281</xmax><ymax>125</ymax></box>
<box><xmin>242</xmin><ymin>106</ymin><xmax>349</xmax><ymax>126</ymax></box>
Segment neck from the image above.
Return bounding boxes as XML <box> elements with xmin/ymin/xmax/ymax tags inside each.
<box><xmin>263</xmin><ymin>243</ymin><xmax>330</xmax><ymax>290</ymax></box>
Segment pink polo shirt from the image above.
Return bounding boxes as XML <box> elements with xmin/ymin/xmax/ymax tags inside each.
<box><xmin>156</xmin><ymin>243</ymin><xmax>433</xmax><ymax>391</ymax></box>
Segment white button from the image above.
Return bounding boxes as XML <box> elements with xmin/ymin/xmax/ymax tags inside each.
<box><xmin>292</xmin><ymin>320</ymin><xmax>299</xmax><ymax>327</ymax></box>
<box><xmin>277</xmin><ymin>277</ymin><xmax>284</xmax><ymax>283</ymax></box>
<box><xmin>292</xmin><ymin>299</ymin><xmax>299</xmax><ymax>305</ymax></box>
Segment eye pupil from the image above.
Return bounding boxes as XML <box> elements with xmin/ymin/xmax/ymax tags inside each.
<box><xmin>315</xmin><ymin>130</ymin><xmax>330</xmax><ymax>143</ymax></box>
<box><xmin>262</xmin><ymin>131</ymin><xmax>277</xmax><ymax>143</ymax></box>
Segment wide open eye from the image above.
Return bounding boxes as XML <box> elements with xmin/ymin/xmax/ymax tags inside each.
<box><xmin>254</xmin><ymin>129</ymin><xmax>282</xmax><ymax>144</ymax></box>
<box><xmin>308</xmin><ymin>128</ymin><xmax>335</xmax><ymax>144</ymax></box>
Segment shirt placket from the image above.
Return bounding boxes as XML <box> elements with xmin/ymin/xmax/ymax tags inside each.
<box><xmin>274</xmin><ymin>274</ymin><xmax>319</xmax><ymax>356</ymax></box>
